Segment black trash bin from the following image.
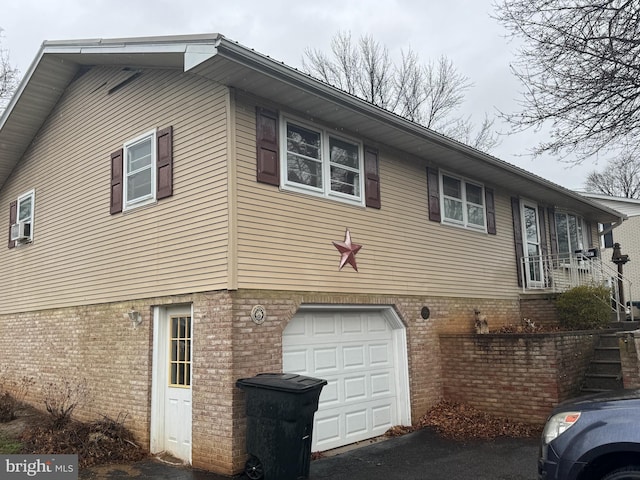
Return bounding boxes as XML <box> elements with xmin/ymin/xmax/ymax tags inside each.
<box><xmin>236</xmin><ymin>373</ymin><xmax>327</xmax><ymax>480</ymax></box>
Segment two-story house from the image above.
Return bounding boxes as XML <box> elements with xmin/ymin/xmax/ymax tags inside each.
<box><xmin>0</xmin><ymin>34</ymin><xmax>624</xmax><ymax>475</ymax></box>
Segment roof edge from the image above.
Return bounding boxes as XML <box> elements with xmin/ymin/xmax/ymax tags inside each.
<box><xmin>213</xmin><ymin>37</ymin><xmax>625</xmax><ymax>222</ymax></box>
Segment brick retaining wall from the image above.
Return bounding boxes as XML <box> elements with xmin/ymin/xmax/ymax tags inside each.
<box><xmin>440</xmin><ymin>331</ymin><xmax>599</xmax><ymax>424</ymax></box>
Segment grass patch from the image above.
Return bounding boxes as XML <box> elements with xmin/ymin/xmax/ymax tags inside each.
<box><xmin>0</xmin><ymin>433</ymin><xmax>22</xmax><ymax>454</ymax></box>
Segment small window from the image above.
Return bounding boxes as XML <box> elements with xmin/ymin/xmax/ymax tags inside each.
<box><xmin>12</xmin><ymin>190</ymin><xmax>34</xmax><ymax>244</ymax></box>
<box><xmin>600</xmin><ymin>223</ymin><xmax>614</xmax><ymax>249</ymax></box>
<box><xmin>282</xmin><ymin>117</ymin><xmax>364</xmax><ymax>204</ymax></box>
<box><xmin>169</xmin><ymin>315</ymin><xmax>192</xmax><ymax>387</ymax></box>
<box><xmin>440</xmin><ymin>173</ymin><xmax>486</xmax><ymax>230</ymax></box>
<box><xmin>124</xmin><ymin>130</ymin><xmax>156</xmax><ymax>210</ymax></box>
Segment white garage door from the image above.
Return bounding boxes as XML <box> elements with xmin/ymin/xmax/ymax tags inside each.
<box><xmin>282</xmin><ymin>307</ymin><xmax>411</xmax><ymax>452</ymax></box>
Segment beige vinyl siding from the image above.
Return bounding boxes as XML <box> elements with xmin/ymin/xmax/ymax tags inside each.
<box><xmin>1</xmin><ymin>67</ymin><xmax>230</xmax><ymax>313</ymax></box>
<box><xmin>233</xmin><ymin>98</ymin><xmax>519</xmax><ymax>299</ymax></box>
<box><xmin>601</xmin><ymin>216</ymin><xmax>640</xmax><ymax>303</ymax></box>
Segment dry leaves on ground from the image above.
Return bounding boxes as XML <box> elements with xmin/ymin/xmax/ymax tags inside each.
<box><xmin>413</xmin><ymin>400</ymin><xmax>542</xmax><ymax>441</ymax></box>
<box><xmin>21</xmin><ymin>419</ymin><xmax>147</xmax><ymax>469</ymax></box>
<box><xmin>11</xmin><ymin>408</ymin><xmax>148</xmax><ymax>468</ymax></box>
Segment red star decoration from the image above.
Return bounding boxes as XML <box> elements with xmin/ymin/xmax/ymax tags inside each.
<box><xmin>332</xmin><ymin>229</ymin><xmax>362</xmax><ymax>271</ymax></box>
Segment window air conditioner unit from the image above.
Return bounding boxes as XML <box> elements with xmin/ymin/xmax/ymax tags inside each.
<box><xmin>10</xmin><ymin>221</ymin><xmax>31</xmax><ymax>242</ymax></box>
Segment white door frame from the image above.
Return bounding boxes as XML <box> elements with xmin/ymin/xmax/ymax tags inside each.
<box><xmin>521</xmin><ymin>200</ymin><xmax>545</xmax><ymax>288</ymax></box>
<box><xmin>150</xmin><ymin>304</ymin><xmax>193</xmax><ymax>462</ymax></box>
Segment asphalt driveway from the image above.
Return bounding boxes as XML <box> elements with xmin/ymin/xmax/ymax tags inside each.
<box><xmin>80</xmin><ymin>428</ymin><xmax>539</xmax><ymax>480</ymax></box>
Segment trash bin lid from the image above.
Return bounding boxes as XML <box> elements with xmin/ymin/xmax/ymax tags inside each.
<box><xmin>236</xmin><ymin>373</ymin><xmax>327</xmax><ymax>392</ymax></box>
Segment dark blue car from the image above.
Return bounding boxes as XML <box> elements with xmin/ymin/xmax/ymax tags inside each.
<box><xmin>539</xmin><ymin>389</ymin><xmax>640</xmax><ymax>480</ymax></box>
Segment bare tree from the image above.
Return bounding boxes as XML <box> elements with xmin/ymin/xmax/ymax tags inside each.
<box><xmin>1</xmin><ymin>30</ymin><xmax>20</xmax><ymax>115</ymax></box>
<box><xmin>494</xmin><ymin>0</ymin><xmax>640</xmax><ymax>162</ymax></box>
<box><xmin>584</xmin><ymin>150</ymin><xmax>640</xmax><ymax>199</ymax></box>
<box><xmin>303</xmin><ymin>31</ymin><xmax>499</xmax><ymax>152</ymax></box>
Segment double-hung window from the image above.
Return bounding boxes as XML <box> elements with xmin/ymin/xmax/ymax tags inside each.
<box><xmin>110</xmin><ymin>126</ymin><xmax>172</xmax><ymax>215</ymax></box>
<box><xmin>283</xmin><ymin>118</ymin><xmax>363</xmax><ymax>204</ymax></box>
<box><xmin>440</xmin><ymin>173</ymin><xmax>486</xmax><ymax>230</ymax></box>
<box><xmin>123</xmin><ymin>130</ymin><xmax>156</xmax><ymax>210</ymax></box>
<box><xmin>555</xmin><ymin>212</ymin><xmax>587</xmax><ymax>256</ymax></box>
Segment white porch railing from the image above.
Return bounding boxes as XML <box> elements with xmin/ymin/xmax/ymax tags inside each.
<box><xmin>521</xmin><ymin>252</ymin><xmax>634</xmax><ymax>322</ymax></box>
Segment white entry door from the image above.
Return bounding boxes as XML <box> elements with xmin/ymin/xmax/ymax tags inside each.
<box><xmin>151</xmin><ymin>305</ymin><xmax>192</xmax><ymax>463</ymax></box>
<box><xmin>282</xmin><ymin>307</ymin><xmax>411</xmax><ymax>452</ymax></box>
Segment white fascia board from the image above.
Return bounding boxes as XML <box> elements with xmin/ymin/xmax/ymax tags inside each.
<box><xmin>184</xmin><ymin>44</ymin><xmax>218</xmax><ymax>70</ymax></box>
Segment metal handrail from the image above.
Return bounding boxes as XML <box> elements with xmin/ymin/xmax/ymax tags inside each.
<box><xmin>521</xmin><ymin>252</ymin><xmax>634</xmax><ymax>321</ymax></box>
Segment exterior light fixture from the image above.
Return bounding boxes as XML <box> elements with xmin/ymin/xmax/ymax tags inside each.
<box><xmin>128</xmin><ymin>310</ymin><xmax>142</xmax><ymax>328</ymax></box>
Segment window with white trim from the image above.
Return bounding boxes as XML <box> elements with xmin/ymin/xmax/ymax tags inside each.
<box><xmin>10</xmin><ymin>190</ymin><xmax>35</xmax><ymax>245</ymax></box>
<box><xmin>282</xmin><ymin>117</ymin><xmax>364</xmax><ymax>204</ymax></box>
<box><xmin>440</xmin><ymin>173</ymin><xmax>486</xmax><ymax>230</ymax></box>
<box><xmin>124</xmin><ymin>130</ymin><xmax>156</xmax><ymax>210</ymax></box>
<box><xmin>555</xmin><ymin>212</ymin><xmax>588</xmax><ymax>255</ymax></box>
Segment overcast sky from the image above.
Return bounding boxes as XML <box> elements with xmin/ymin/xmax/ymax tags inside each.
<box><xmin>1</xmin><ymin>0</ymin><xmax>606</xmax><ymax>190</ymax></box>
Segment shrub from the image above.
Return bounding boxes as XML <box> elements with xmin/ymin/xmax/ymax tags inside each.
<box><xmin>0</xmin><ymin>368</ymin><xmax>35</xmax><ymax>422</ymax></box>
<box><xmin>555</xmin><ymin>285</ymin><xmax>612</xmax><ymax>330</ymax></box>
<box><xmin>43</xmin><ymin>377</ymin><xmax>89</xmax><ymax>430</ymax></box>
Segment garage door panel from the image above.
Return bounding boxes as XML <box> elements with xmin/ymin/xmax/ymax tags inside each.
<box><xmin>371</xmin><ymin>372</ymin><xmax>392</xmax><ymax>396</ymax></box>
<box><xmin>315</xmin><ymin>415</ymin><xmax>341</xmax><ymax>447</ymax></box>
<box><xmin>319</xmin><ymin>380</ymin><xmax>339</xmax><ymax>405</ymax></box>
<box><xmin>367</xmin><ymin>316</ymin><xmax>389</xmax><ymax>333</ymax></box>
<box><xmin>312</xmin><ymin>314</ymin><xmax>338</xmax><ymax>335</ymax></box>
<box><xmin>345</xmin><ymin>409</ymin><xmax>368</xmax><ymax>437</ymax></box>
<box><xmin>344</xmin><ymin>375</ymin><xmax>367</xmax><ymax>401</ymax></box>
<box><xmin>314</xmin><ymin>347</ymin><xmax>339</xmax><ymax>373</ymax></box>
<box><xmin>284</xmin><ymin>316</ymin><xmax>307</xmax><ymax>335</ymax></box>
<box><xmin>372</xmin><ymin>405</ymin><xmax>393</xmax><ymax>430</ymax></box>
<box><xmin>343</xmin><ymin>345</ymin><xmax>365</xmax><ymax>369</ymax></box>
<box><xmin>283</xmin><ymin>309</ymin><xmax>409</xmax><ymax>452</ymax></box>
<box><xmin>283</xmin><ymin>349</ymin><xmax>307</xmax><ymax>373</ymax></box>
<box><xmin>369</xmin><ymin>343</ymin><xmax>391</xmax><ymax>365</ymax></box>
<box><xmin>341</xmin><ymin>313</ymin><xmax>364</xmax><ymax>334</ymax></box>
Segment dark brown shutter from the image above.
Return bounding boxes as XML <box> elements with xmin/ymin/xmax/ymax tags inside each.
<box><xmin>8</xmin><ymin>201</ymin><xmax>17</xmax><ymax>249</ymax></box>
<box><xmin>427</xmin><ymin>167</ymin><xmax>441</xmax><ymax>222</ymax></box>
<box><xmin>364</xmin><ymin>147</ymin><xmax>381</xmax><ymax>209</ymax></box>
<box><xmin>511</xmin><ymin>197</ymin><xmax>524</xmax><ymax>286</ymax></box>
<box><xmin>110</xmin><ymin>149</ymin><xmax>123</xmax><ymax>214</ymax></box>
<box><xmin>485</xmin><ymin>188</ymin><xmax>496</xmax><ymax>235</ymax></box>
<box><xmin>548</xmin><ymin>208</ymin><xmax>558</xmax><ymax>257</ymax></box>
<box><xmin>538</xmin><ymin>206</ymin><xmax>548</xmax><ymax>257</ymax></box>
<box><xmin>156</xmin><ymin>126</ymin><xmax>173</xmax><ymax>200</ymax></box>
<box><xmin>256</xmin><ymin>107</ymin><xmax>279</xmax><ymax>186</ymax></box>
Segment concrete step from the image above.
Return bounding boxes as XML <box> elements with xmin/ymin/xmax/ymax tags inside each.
<box><xmin>592</xmin><ymin>346</ymin><xmax>622</xmax><ymax>361</ymax></box>
<box><xmin>587</xmin><ymin>360</ymin><xmax>623</xmax><ymax>376</ymax></box>
<box><xmin>597</xmin><ymin>334</ymin><xmax>621</xmax><ymax>348</ymax></box>
<box><xmin>582</xmin><ymin>373</ymin><xmax>623</xmax><ymax>391</ymax></box>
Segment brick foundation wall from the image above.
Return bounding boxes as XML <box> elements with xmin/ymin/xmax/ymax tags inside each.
<box><xmin>519</xmin><ymin>293</ymin><xmax>560</xmax><ymax>327</ymax></box>
<box><xmin>226</xmin><ymin>290</ymin><xmax>520</xmax><ymax>473</ymax></box>
<box><xmin>439</xmin><ymin>332</ymin><xmax>598</xmax><ymax>424</ymax></box>
<box><xmin>0</xmin><ymin>290</ymin><xmax>523</xmax><ymax>476</ymax></box>
<box><xmin>0</xmin><ymin>301</ymin><xmax>158</xmax><ymax>443</ymax></box>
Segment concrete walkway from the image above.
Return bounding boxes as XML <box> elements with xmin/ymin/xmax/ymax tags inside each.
<box><xmin>80</xmin><ymin>428</ymin><xmax>539</xmax><ymax>480</ymax></box>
